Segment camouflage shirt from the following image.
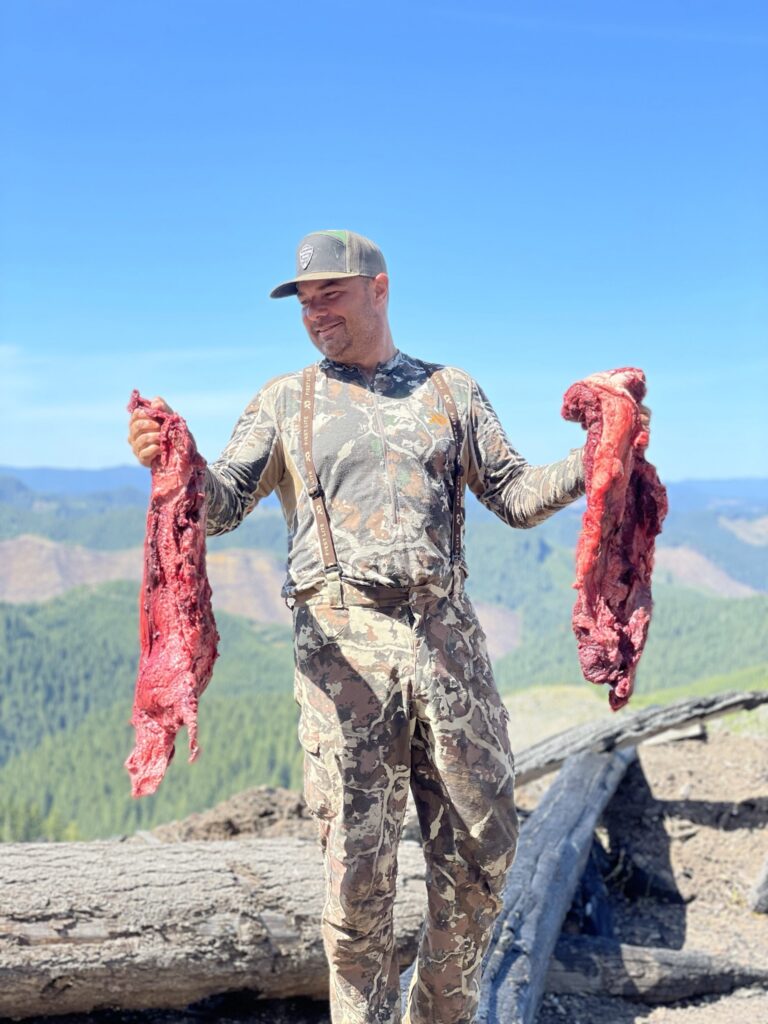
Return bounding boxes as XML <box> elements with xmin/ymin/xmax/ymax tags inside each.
<box><xmin>205</xmin><ymin>350</ymin><xmax>585</xmax><ymax>597</ymax></box>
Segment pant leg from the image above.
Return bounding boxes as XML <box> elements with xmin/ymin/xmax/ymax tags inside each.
<box><xmin>404</xmin><ymin>590</ymin><xmax>518</xmax><ymax>1024</ymax></box>
<box><xmin>293</xmin><ymin>601</ymin><xmax>414</xmax><ymax>1024</ymax></box>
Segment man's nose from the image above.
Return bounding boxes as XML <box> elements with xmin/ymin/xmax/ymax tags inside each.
<box><xmin>303</xmin><ymin>298</ymin><xmax>328</xmax><ymax>321</ymax></box>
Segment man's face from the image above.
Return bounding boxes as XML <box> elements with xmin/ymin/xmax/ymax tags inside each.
<box><xmin>296</xmin><ymin>276</ymin><xmax>383</xmax><ymax>364</ymax></box>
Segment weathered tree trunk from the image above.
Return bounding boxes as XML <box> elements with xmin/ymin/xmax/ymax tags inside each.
<box><xmin>547</xmin><ymin>935</ymin><xmax>768</xmax><ymax>1002</ymax></box>
<box><xmin>0</xmin><ymin>837</ymin><xmax>427</xmax><ymax>1019</ymax></box>
<box><xmin>474</xmin><ymin>747</ymin><xmax>637</xmax><ymax>1024</ymax></box>
<box><xmin>514</xmin><ymin>690</ymin><xmax>768</xmax><ymax>785</ymax></box>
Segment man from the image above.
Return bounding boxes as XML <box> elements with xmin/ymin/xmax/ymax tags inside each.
<box><xmin>128</xmin><ymin>230</ymin><xmax>586</xmax><ymax>1024</ymax></box>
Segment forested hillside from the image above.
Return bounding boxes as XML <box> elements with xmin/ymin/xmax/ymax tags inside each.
<box><xmin>493</xmin><ymin>583</ymin><xmax>768</xmax><ymax>693</ymax></box>
<box><xmin>0</xmin><ymin>583</ymin><xmax>297</xmax><ymax>840</ymax></box>
<box><xmin>2</xmin><ymin>576</ymin><xmax>765</xmax><ymax>841</ymax></box>
<box><xmin>0</xmin><ymin>691</ymin><xmax>304</xmax><ymax>841</ymax></box>
<box><xmin>0</xmin><ymin>582</ymin><xmax>293</xmax><ymax>767</ymax></box>
<box><xmin>1</xmin><ymin>469</ymin><xmax>765</xmax><ymax>842</ymax></box>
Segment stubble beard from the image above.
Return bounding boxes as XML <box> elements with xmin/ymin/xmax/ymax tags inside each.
<box><xmin>311</xmin><ymin>305</ymin><xmax>378</xmax><ymax>366</ymax></box>
<box><xmin>312</xmin><ymin>322</ymin><xmax>353</xmax><ymax>362</ymax></box>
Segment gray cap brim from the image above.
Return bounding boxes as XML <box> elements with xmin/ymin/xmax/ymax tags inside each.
<box><xmin>269</xmin><ymin>270</ymin><xmax>364</xmax><ymax>300</ymax></box>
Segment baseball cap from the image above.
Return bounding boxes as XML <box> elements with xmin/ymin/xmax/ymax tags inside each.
<box><xmin>269</xmin><ymin>229</ymin><xmax>387</xmax><ymax>299</ymax></box>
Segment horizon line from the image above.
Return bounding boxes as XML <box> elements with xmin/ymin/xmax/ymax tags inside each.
<box><xmin>1</xmin><ymin>463</ymin><xmax>766</xmax><ymax>487</ymax></box>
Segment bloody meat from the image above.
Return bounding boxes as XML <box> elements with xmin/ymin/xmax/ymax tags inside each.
<box><xmin>562</xmin><ymin>368</ymin><xmax>668</xmax><ymax>710</ymax></box>
<box><xmin>125</xmin><ymin>391</ymin><xmax>219</xmax><ymax>797</ymax></box>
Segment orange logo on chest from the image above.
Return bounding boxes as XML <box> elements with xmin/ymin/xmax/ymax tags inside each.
<box><xmin>429</xmin><ymin>412</ymin><xmax>449</xmax><ymax>427</ymax></box>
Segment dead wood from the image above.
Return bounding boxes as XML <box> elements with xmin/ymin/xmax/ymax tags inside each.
<box><xmin>547</xmin><ymin>934</ymin><xmax>768</xmax><ymax>1002</ymax></box>
<box><xmin>472</xmin><ymin>746</ymin><xmax>637</xmax><ymax>1024</ymax></box>
<box><xmin>514</xmin><ymin>689</ymin><xmax>768</xmax><ymax>786</ymax></box>
<box><xmin>0</xmin><ymin>837</ymin><xmax>426</xmax><ymax>1019</ymax></box>
<box><xmin>564</xmin><ymin>839</ymin><xmax>614</xmax><ymax>938</ymax></box>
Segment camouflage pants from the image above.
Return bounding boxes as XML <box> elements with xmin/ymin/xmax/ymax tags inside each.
<box><xmin>292</xmin><ymin>580</ymin><xmax>519</xmax><ymax>1024</ymax></box>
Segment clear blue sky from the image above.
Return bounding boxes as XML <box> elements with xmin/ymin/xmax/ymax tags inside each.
<box><xmin>1</xmin><ymin>1</ymin><xmax>766</xmax><ymax>481</ymax></box>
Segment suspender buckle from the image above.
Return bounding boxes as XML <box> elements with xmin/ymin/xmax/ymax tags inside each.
<box><xmin>451</xmin><ymin>561</ymin><xmax>464</xmax><ymax>596</ymax></box>
<box><xmin>324</xmin><ymin>565</ymin><xmax>345</xmax><ymax>609</ymax></box>
<box><xmin>307</xmin><ymin>483</ymin><xmax>323</xmax><ymax>500</ymax></box>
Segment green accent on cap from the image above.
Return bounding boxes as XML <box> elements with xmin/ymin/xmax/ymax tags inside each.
<box><xmin>321</xmin><ymin>230</ymin><xmax>348</xmax><ymax>243</ymax></box>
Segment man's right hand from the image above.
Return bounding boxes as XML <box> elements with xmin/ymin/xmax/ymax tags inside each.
<box><xmin>128</xmin><ymin>396</ymin><xmax>173</xmax><ymax>467</ymax></box>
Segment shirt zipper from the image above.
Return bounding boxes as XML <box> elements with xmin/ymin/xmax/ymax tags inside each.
<box><xmin>369</xmin><ymin>380</ymin><xmax>400</xmax><ymax>526</ymax></box>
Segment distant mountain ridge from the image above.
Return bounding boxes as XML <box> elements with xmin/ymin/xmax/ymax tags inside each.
<box><xmin>0</xmin><ymin>466</ymin><xmax>279</xmax><ymax>506</ymax></box>
<box><xmin>0</xmin><ymin>465</ymin><xmax>151</xmax><ymax>496</ymax></box>
<box><xmin>2</xmin><ymin>465</ymin><xmax>764</xmax><ymax>509</ymax></box>
<box><xmin>1</xmin><ymin>470</ymin><xmax>766</xmax><ymax>591</ymax></box>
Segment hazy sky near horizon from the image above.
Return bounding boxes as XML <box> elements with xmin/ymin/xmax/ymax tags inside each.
<box><xmin>1</xmin><ymin>1</ymin><xmax>766</xmax><ymax>481</ymax></box>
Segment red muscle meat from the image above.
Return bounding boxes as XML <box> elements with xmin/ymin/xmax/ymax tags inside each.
<box><xmin>125</xmin><ymin>391</ymin><xmax>219</xmax><ymax>797</ymax></box>
<box><xmin>562</xmin><ymin>368</ymin><xmax>667</xmax><ymax>711</ymax></box>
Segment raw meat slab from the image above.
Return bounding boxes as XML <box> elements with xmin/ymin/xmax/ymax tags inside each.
<box><xmin>562</xmin><ymin>368</ymin><xmax>667</xmax><ymax>710</ymax></box>
<box><xmin>125</xmin><ymin>391</ymin><xmax>219</xmax><ymax>797</ymax></box>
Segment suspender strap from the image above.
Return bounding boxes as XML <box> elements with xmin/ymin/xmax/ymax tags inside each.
<box><xmin>300</xmin><ymin>366</ymin><xmax>343</xmax><ymax>608</ymax></box>
<box><xmin>299</xmin><ymin>364</ymin><xmax>463</xmax><ymax>605</ymax></box>
<box><xmin>431</xmin><ymin>369</ymin><xmax>465</xmax><ymax>569</ymax></box>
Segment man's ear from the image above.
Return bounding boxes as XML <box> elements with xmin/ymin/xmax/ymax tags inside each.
<box><xmin>372</xmin><ymin>272</ymin><xmax>389</xmax><ymax>307</ymax></box>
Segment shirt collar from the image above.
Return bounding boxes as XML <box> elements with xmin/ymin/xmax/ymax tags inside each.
<box><xmin>320</xmin><ymin>349</ymin><xmax>403</xmax><ymax>379</ymax></box>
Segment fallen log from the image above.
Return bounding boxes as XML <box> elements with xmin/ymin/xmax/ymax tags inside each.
<box><xmin>514</xmin><ymin>689</ymin><xmax>768</xmax><ymax>785</ymax></box>
<box><xmin>474</xmin><ymin>746</ymin><xmax>637</xmax><ymax>1024</ymax></box>
<box><xmin>643</xmin><ymin>721</ymin><xmax>706</xmax><ymax>746</ymax></box>
<box><xmin>547</xmin><ymin>934</ymin><xmax>768</xmax><ymax>1002</ymax></box>
<box><xmin>0</xmin><ymin>837</ymin><xmax>426</xmax><ymax>1019</ymax></box>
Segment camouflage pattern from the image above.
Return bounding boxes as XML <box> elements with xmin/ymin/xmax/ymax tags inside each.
<box><xmin>293</xmin><ymin>578</ymin><xmax>518</xmax><ymax>1024</ymax></box>
<box><xmin>204</xmin><ymin>350</ymin><xmax>585</xmax><ymax>597</ymax></box>
<box><xmin>204</xmin><ymin>350</ymin><xmax>585</xmax><ymax>1022</ymax></box>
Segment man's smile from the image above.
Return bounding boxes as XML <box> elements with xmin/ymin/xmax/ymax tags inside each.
<box><xmin>316</xmin><ymin>321</ymin><xmax>343</xmax><ymax>337</ymax></box>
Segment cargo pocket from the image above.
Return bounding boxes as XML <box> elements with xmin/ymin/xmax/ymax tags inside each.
<box><xmin>300</xmin><ymin>737</ymin><xmax>340</xmax><ymax>822</ymax></box>
<box><xmin>292</xmin><ymin>603</ymin><xmax>351</xmax><ymax>667</ymax></box>
<box><xmin>293</xmin><ymin>652</ymin><xmax>342</xmax><ymax>823</ymax></box>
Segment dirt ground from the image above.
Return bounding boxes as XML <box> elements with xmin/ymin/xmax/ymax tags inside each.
<box><xmin>6</xmin><ymin>705</ymin><xmax>767</xmax><ymax>1024</ymax></box>
<box><xmin>531</xmin><ymin>726</ymin><xmax>768</xmax><ymax>1023</ymax></box>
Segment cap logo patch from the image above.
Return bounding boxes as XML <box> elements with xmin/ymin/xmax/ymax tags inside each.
<box><xmin>299</xmin><ymin>244</ymin><xmax>314</xmax><ymax>270</ymax></box>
